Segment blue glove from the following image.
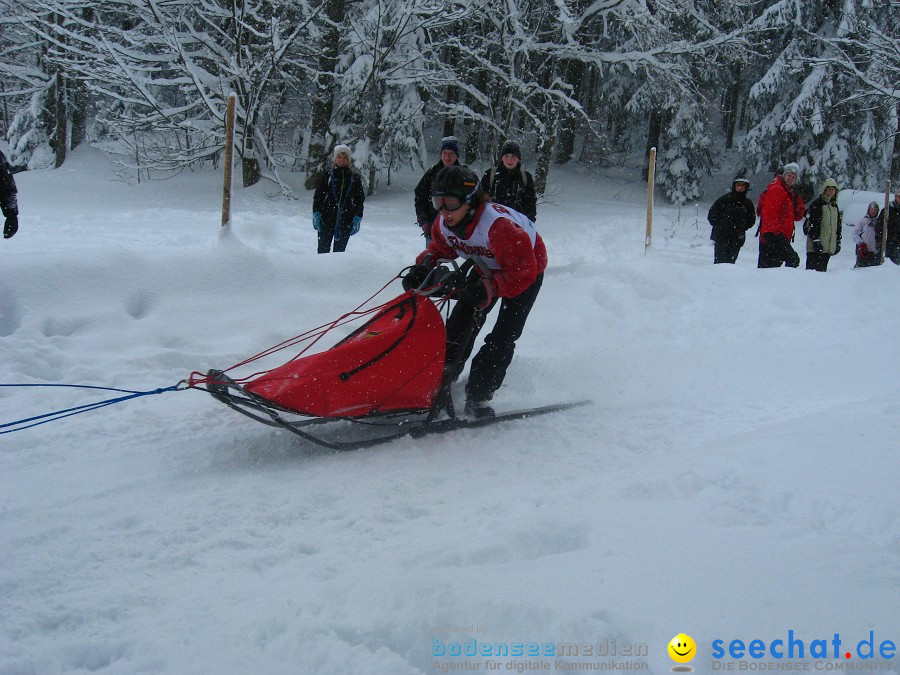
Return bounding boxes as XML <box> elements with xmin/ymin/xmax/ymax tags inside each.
<box><xmin>313</xmin><ymin>212</ymin><xmax>322</xmax><ymax>231</ymax></box>
<box><xmin>351</xmin><ymin>216</ymin><xmax>361</xmax><ymax>235</ymax></box>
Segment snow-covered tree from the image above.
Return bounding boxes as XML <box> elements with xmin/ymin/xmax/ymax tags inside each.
<box><xmin>814</xmin><ymin>1</ymin><xmax>900</xmax><ymax>182</ymax></box>
<box><xmin>740</xmin><ymin>0</ymin><xmax>897</xmax><ymax>192</ymax></box>
<box><xmin>5</xmin><ymin>0</ymin><xmax>892</xmax><ymax>200</ymax></box>
<box><xmin>304</xmin><ymin>0</ymin><xmax>443</xmax><ymax>194</ymax></box>
<box><xmin>12</xmin><ymin>0</ymin><xmax>319</xmax><ymax>187</ymax></box>
<box><xmin>0</xmin><ymin>1</ymin><xmax>73</xmax><ymax>168</ymax></box>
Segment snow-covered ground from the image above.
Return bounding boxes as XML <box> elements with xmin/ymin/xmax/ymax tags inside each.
<box><xmin>1</xmin><ymin>147</ymin><xmax>897</xmax><ymax>674</ymax></box>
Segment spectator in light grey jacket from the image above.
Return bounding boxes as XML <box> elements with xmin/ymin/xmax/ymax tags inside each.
<box><xmin>852</xmin><ymin>201</ymin><xmax>881</xmax><ymax>268</ymax></box>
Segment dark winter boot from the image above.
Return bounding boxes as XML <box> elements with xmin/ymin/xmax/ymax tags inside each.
<box><xmin>464</xmin><ymin>398</ymin><xmax>495</xmax><ymax>419</ymax></box>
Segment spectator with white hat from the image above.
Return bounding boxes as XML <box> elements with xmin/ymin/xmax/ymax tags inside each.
<box><xmin>311</xmin><ymin>144</ymin><xmax>365</xmax><ymax>253</ymax></box>
<box><xmin>757</xmin><ymin>162</ymin><xmax>806</xmax><ymax>268</ymax></box>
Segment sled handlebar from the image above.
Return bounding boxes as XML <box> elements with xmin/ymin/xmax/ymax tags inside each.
<box><xmin>409</xmin><ymin>260</ymin><xmax>464</xmax><ymax>297</ymax></box>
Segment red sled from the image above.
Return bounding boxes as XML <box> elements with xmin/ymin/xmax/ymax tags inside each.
<box><xmin>190</xmin><ymin>265</ymin><xmax>589</xmax><ymax>450</ymax></box>
<box><xmin>243</xmin><ymin>292</ymin><xmax>445</xmax><ymax>417</ymax></box>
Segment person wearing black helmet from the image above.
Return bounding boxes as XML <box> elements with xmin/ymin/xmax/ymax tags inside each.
<box><xmin>404</xmin><ymin>165</ymin><xmax>547</xmax><ymax>419</ymax></box>
<box><xmin>707</xmin><ymin>176</ymin><xmax>755</xmax><ymax>263</ymax></box>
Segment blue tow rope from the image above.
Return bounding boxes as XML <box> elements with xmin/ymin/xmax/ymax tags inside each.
<box><xmin>0</xmin><ymin>382</ymin><xmax>185</xmax><ymax>435</ymax></box>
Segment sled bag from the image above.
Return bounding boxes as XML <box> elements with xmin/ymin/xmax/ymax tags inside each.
<box><xmin>244</xmin><ymin>293</ymin><xmax>446</xmax><ymax>417</ymax></box>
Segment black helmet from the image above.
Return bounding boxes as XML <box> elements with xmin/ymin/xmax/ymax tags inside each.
<box><xmin>432</xmin><ymin>165</ymin><xmax>480</xmax><ymax>203</ymax></box>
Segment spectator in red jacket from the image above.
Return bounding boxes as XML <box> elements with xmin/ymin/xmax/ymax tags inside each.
<box><xmin>757</xmin><ymin>162</ymin><xmax>805</xmax><ymax>268</ymax></box>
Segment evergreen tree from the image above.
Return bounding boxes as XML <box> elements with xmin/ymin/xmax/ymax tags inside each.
<box><xmin>740</xmin><ymin>0</ymin><xmax>896</xmax><ymax>190</ymax></box>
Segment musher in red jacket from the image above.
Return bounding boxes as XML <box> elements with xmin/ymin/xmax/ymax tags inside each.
<box><xmin>757</xmin><ymin>162</ymin><xmax>805</xmax><ymax>268</ymax></box>
<box><xmin>403</xmin><ymin>165</ymin><xmax>547</xmax><ymax>418</ymax></box>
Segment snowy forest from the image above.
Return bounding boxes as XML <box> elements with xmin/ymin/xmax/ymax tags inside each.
<box><xmin>0</xmin><ymin>0</ymin><xmax>898</xmax><ymax>204</ymax></box>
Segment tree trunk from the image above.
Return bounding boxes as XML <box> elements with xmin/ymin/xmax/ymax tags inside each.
<box><xmin>242</xmin><ymin>156</ymin><xmax>261</xmax><ymax>187</ymax></box>
<box><xmin>51</xmin><ymin>70</ymin><xmax>67</xmax><ymax>168</ymax></box>
<box><xmin>443</xmin><ymin>87</ymin><xmax>458</xmax><ymax>140</ymax></box>
<box><xmin>363</xmin><ymin>82</ymin><xmax>384</xmax><ymax>196</ymax></box>
<box><xmin>556</xmin><ymin>59</ymin><xmax>585</xmax><ymax>164</ymax></box>
<box><xmin>892</xmin><ymin>103</ymin><xmax>900</xmax><ymax>181</ymax></box>
<box><xmin>70</xmin><ymin>78</ymin><xmax>87</xmax><ymax>149</ymax></box>
<box><xmin>534</xmin><ymin>100</ymin><xmax>557</xmax><ymax>196</ymax></box>
<box><xmin>463</xmin><ymin>67</ymin><xmax>489</xmax><ymax>165</ymax></box>
<box><xmin>442</xmin><ymin>44</ymin><xmax>460</xmax><ymax>139</ymax></box>
<box><xmin>69</xmin><ymin>6</ymin><xmax>92</xmax><ymax>150</ymax></box>
<box><xmin>305</xmin><ymin>0</ymin><xmax>345</xmax><ymax>189</ymax></box>
<box><xmin>723</xmin><ymin>62</ymin><xmax>741</xmax><ymax>150</ymax></box>
<box><xmin>0</xmin><ymin>82</ymin><xmax>8</xmax><ymax>137</ymax></box>
<box><xmin>643</xmin><ymin>110</ymin><xmax>664</xmax><ymax>181</ymax></box>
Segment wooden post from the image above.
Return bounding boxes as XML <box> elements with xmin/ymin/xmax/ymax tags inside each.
<box><xmin>645</xmin><ymin>147</ymin><xmax>656</xmax><ymax>254</ymax></box>
<box><xmin>221</xmin><ymin>93</ymin><xmax>236</xmax><ymax>229</ymax></box>
<box><xmin>880</xmin><ymin>180</ymin><xmax>891</xmax><ymax>265</ymax></box>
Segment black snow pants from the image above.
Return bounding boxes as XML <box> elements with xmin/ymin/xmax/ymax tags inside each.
<box><xmin>444</xmin><ymin>272</ymin><xmax>543</xmax><ymax>403</ymax></box>
<box><xmin>758</xmin><ymin>233</ymin><xmax>800</xmax><ymax>268</ymax></box>
<box><xmin>805</xmin><ymin>251</ymin><xmax>832</xmax><ymax>272</ymax></box>
<box><xmin>317</xmin><ymin>221</ymin><xmax>351</xmax><ymax>253</ymax></box>
<box><xmin>714</xmin><ymin>236</ymin><xmax>745</xmax><ymax>264</ymax></box>
<box><xmin>855</xmin><ymin>252</ymin><xmax>880</xmax><ymax>268</ymax></box>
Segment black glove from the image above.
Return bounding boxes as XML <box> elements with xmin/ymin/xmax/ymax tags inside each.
<box><xmin>456</xmin><ymin>277</ymin><xmax>490</xmax><ymax>309</ymax></box>
<box><xmin>402</xmin><ymin>265</ymin><xmax>429</xmax><ymax>291</ymax></box>
<box><xmin>3</xmin><ymin>212</ymin><xmax>17</xmax><ymax>239</ymax></box>
<box><xmin>833</xmin><ymin>243</ymin><xmax>840</xmax><ymax>255</ymax></box>
<box><xmin>812</xmin><ymin>239</ymin><xmax>823</xmax><ymax>253</ymax></box>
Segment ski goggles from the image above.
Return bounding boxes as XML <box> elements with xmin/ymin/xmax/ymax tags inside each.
<box><xmin>431</xmin><ymin>194</ymin><xmax>468</xmax><ymax>212</ymax></box>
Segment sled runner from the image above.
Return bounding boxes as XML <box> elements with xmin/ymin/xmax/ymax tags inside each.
<box><xmin>188</xmin><ymin>263</ymin><xmax>590</xmax><ymax>450</ymax></box>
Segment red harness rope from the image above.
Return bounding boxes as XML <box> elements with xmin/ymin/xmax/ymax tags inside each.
<box><xmin>187</xmin><ymin>275</ymin><xmax>408</xmax><ymax>388</ymax></box>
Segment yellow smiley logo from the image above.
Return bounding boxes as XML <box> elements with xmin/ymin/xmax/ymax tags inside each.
<box><xmin>668</xmin><ymin>633</ymin><xmax>696</xmax><ymax>664</ymax></box>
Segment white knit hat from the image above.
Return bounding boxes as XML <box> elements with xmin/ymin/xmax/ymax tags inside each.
<box><xmin>781</xmin><ymin>162</ymin><xmax>800</xmax><ymax>177</ymax></box>
<box><xmin>333</xmin><ymin>144</ymin><xmax>352</xmax><ymax>160</ymax></box>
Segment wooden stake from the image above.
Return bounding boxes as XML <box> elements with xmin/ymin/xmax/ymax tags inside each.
<box><xmin>645</xmin><ymin>147</ymin><xmax>656</xmax><ymax>254</ymax></box>
<box><xmin>221</xmin><ymin>93</ymin><xmax>236</xmax><ymax>228</ymax></box>
<box><xmin>881</xmin><ymin>180</ymin><xmax>891</xmax><ymax>265</ymax></box>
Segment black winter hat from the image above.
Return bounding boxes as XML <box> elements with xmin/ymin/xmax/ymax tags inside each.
<box><xmin>500</xmin><ymin>141</ymin><xmax>521</xmax><ymax>159</ymax></box>
<box><xmin>440</xmin><ymin>136</ymin><xmax>460</xmax><ymax>157</ymax></box>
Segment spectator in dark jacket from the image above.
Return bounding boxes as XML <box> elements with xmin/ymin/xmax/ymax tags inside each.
<box><xmin>480</xmin><ymin>140</ymin><xmax>537</xmax><ymax>222</ymax></box>
<box><xmin>0</xmin><ymin>149</ymin><xmax>18</xmax><ymax>239</ymax></box>
<box><xmin>414</xmin><ymin>136</ymin><xmax>461</xmax><ymax>241</ymax></box>
<box><xmin>876</xmin><ymin>191</ymin><xmax>900</xmax><ymax>265</ymax></box>
<box><xmin>707</xmin><ymin>176</ymin><xmax>755</xmax><ymax>263</ymax></box>
<box><xmin>803</xmin><ymin>178</ymin><xmax>842</xmax><ymax>272</ymax></box>
<box><xmin>312</xmin><ymin>144</ymin><xmax>365</xmax><ymax>253</ymax></box>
